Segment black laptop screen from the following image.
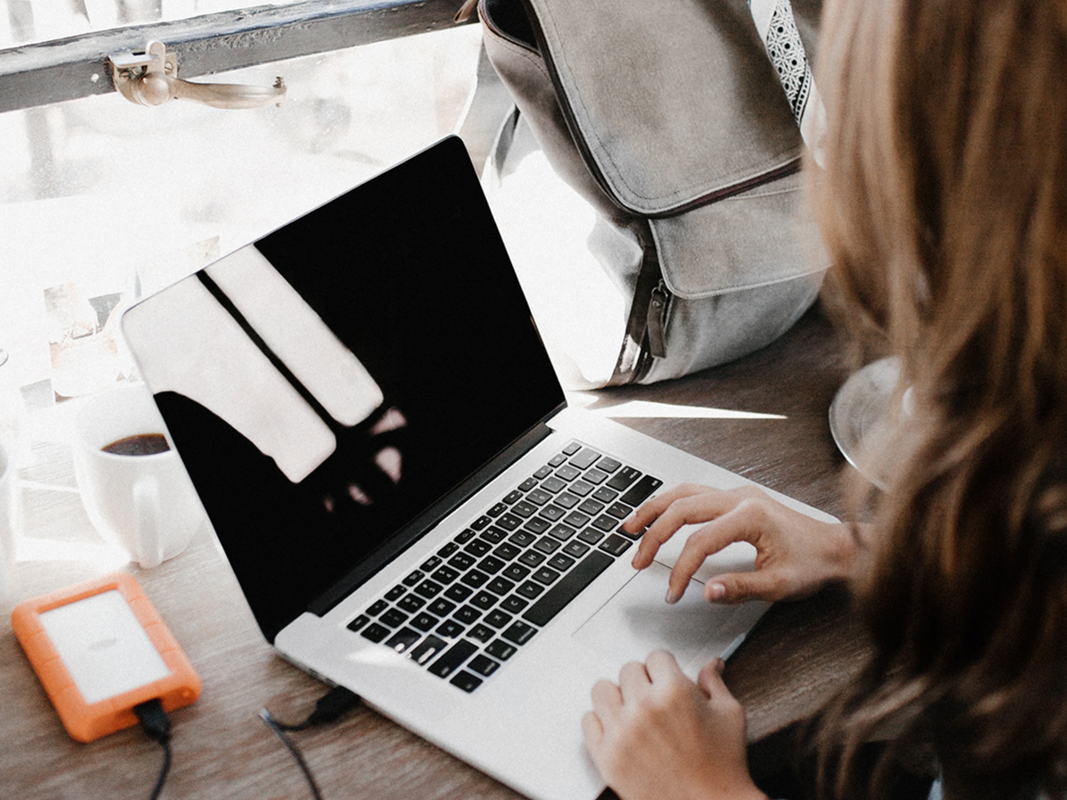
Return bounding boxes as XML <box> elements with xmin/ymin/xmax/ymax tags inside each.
<box><xmin>126</xmin><ymin>138</ymin><xmax>566</xmax><ymax>641</ymax></box>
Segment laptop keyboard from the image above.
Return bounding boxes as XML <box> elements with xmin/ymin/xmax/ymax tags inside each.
<box><xmin>345</xmin><ymin>442</ymin><xmax>662</xmax><ymax>693</ymax></box>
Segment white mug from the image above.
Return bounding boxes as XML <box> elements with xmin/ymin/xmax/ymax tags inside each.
<box><xmin>72</xmin><ymin>385</ymin><xmax>204</xmax><ymax>569</ymax></box>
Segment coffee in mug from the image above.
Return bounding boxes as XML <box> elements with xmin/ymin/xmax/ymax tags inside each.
<box><xmin>73</xmin><ymin>385</ymin><xmax>204</xmax><ymax>569</ymax></box>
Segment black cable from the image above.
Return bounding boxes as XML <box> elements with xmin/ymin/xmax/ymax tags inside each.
<box><xmin>134</xmin><ymin>699</ymin><xmax>172</xmax><ymax>800</ymax></box>
<box><xmin>259</xmin><ymin>686</ymin><xmax>361</xmax><ymax>799</ymax></box>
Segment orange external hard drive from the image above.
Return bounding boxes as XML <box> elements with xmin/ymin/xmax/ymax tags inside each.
<box><xmin>11</xmin><ymin>572</ymin><xmax>201</xmax><ymax>742</ymax></box>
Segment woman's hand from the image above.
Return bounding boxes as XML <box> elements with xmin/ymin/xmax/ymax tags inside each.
<box><xmin>626</xmin><ymin>484</ymin><xmax>859</xmax><ymax>605</ymax></box>
<box><xmin>582</xmin><ymin>650</ymin><xmax>768</xmax><ymax>800</ymax></box>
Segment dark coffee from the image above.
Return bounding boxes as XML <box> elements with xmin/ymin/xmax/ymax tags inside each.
<box><xmin>102</xmin><ymin>433</ymin><xmax>171</xmax><ymax>456</ymax></box>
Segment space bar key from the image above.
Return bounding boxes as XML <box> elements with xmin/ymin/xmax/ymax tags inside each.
<box><xmin>522</xmin><ymin>551</ymin><xmax>614</xmax><ymax>627</ymax></box>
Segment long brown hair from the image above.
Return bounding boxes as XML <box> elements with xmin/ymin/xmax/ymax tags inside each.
<box><xmin>808</xmin><ymin>0</ymin><xmax>1067</xmax><ymax>797</ymax></box>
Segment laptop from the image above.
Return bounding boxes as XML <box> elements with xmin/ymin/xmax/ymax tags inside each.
<box><xmin>120</xmin><ymin>135</ymin><xmax>835</xmax><ymax>800</ymax></box>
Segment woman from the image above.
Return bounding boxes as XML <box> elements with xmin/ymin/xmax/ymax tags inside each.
<box><xmin>581</xmin><ymin>0</ymin><xmax>1067</xmax><ymax>798</ymax></box>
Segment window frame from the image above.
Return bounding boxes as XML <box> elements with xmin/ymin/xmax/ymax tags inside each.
<box><xmin>0</xmin><ymin>0</ymin><xmax>471</xmax><ymax>113</ymax></box>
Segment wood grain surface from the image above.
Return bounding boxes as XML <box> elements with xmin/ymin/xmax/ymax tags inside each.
<box><xmin>0</xmin><ymin>305</ymin><xmax>869</xmax><ymax>799</ymax></box>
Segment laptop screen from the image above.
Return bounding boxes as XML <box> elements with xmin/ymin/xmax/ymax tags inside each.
<box><xmin>122</xmin><ymin>137</ymin><xmax>566</xmax><ymax>641</ymax></box>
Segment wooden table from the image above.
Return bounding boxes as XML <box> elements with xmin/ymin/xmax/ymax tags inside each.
<box><xmin>0</xmin><ymin>305</ymin><xmax>869</xmax><ymax>799</ymax></box>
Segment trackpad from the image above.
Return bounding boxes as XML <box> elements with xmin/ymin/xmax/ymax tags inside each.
<box><xmin>572</xmin><ymin>563</ymin><xmax>767</xmax><ymax>679</ymax></box>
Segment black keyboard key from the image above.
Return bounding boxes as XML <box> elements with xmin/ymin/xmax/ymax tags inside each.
<box><xmin>493</xmin><ymin>542</ymin><xmax>522</xmax><ymax>561</ymax></box>
<box><xmin>437</xmin><ymin>542</ymin><xmax>460</xmax><ymax>557</ymax></box>
<box><xmin>361</xmin><ymin>622</ymin><xmax>390</xmax><ymax>643</ymax></box>
<box><xmin>548</xmin><ymin>553</ymin><xmax>576</xmax><ymax>571</ymax></box>
<box><xmin>402</xmin><ymin>570</ymin><xmax>424</xmax><ymax>587</ymax></box>
<box><xmin>414</xmin><ymin>580</ymin><xmax>444</xmax><ymax>599</ymax></box>
<box><xmin>347</xmin><ymin>614</ymin><xmax>370</xmax><ymax>632</ymax></box>
<box><xmin>385</xmin><ymin>585</ymin><xmax>405</xmax><ymax>601</ymax></box>
<box><xmin>527</xmin><ymin>489</ymin><xmax>552</xmax><ymax>506</ymax></box>
<box><xmin>409</xmin><ymin>635</ymin><xmax>448</xmax><ymax>665</ymax></box>
<box><xmin>523</xmin><ymin>551</ymin><xmax>614</xmax><ymax>627</ymax></box>
<box><xmin>533</xmin><ymin>536</ymin><xmax>561</xmax><ymax>554</ymax></box>
<box><xmin>547</xmin><ymin>523</ymin><xmax>577</xmax><ymax>542</ymax></box>
<box><xmin>485</xmin><ymin>639</ymin><xmax>517</xmax><ymax>660</ymax></box>
<box><xmin>502</xmin><ymin>490</ymin><xmax>524</xmax><ymax>505</ymax></box>
<box><xmin>485</xmin><ymin>609</ymin><xmax>513</xmax><ymax>628</ymax></box>
<box><xmin>455</xmin><ymin>528</ymin><xmax>477</xmax><ymax>543</ymax></box>
<box><xmin>569</xmin><ymin>480</ymin><xmax>594</xmax><ymax>497</ymax></box>
<box><xmin>502</xmin><ymin>563</ymin><xmax>531</xmax><ymax>582</ymax></box>
<box><xmin>367</xmin><ymin>599</ymin><xmax>389</xmax><ymax>616</ymax></box>
<box><xmin>480</xmin><ymin>526</ymin><xmax>507</xmax><ymax>544</ymax></box>
<box><xmin>432</xmin><ymin>566</ymin><xmax>461</xmax><ymax>584</ymax></box>
<box><xmin>411</xmin><ymin>612</ymin><xmax>438</xmax><ymax>632</ymax></box>
<box><xmin>593</xmin><ymin>486</ymin><xmax>620</xmax><ymax>503</ymax></box>
<box><xmin>541</xmin><ymin>476</ymin><xmax>567</xmax><ymax>494</ymax></box>
<box><xmin>607</xmin><ymin>502</ymin><xmax>633</xmax><ymax>519</ymax></box>
<box><xmin>599</xmin><ymin>534</ymin><xmax>633</xmax><ymax>556</ymax></box>
<box><xmin>420</xmin><ymin>555</ymin><xmax>443</xmax><ymax>571</ymax></box>
<box><xmin>471</xmin><ymin>515</ymin><xmax>492</xmax><ymax>530</ymax></box>
<box><xmin>564</xmin><ymin>511</ymin><xmax>591</xmax><ymax>528</ymax></box>
<box><xmin>578</xmin><ymin>528</ymin><xmax>606</xmax><ymax>545</ymax></box>
<box><xmin>468</xmin><ymin>655</ymin><xmax>500</xmax><ymax>677</ymax></box>
<box><xmin>461</xmin><ymin>570</ymin><xmax>490</xmax><ymax>589</ymax></box>
<box><xmin>606</xmin><ymin>466</ymin><xmax>642</xmax><ymax>491</ymax></box>
<box><xmin>464</xmin><ymin>539</ymin><xmax>492</xmax><ymax>557</ymax></box>
<box><xmin>522</xmin><ymin>517</ymin><xmax>551</xmax><ymax>535</ymax></box>
<box><xmin>450</xmin><ymin>671</ymin><xmax>483</xmax><ymax>693</ymax></box>
<box><xmin>563</xmin><ymin>540</ymin><xmax>591</xmax><ymax>558</ymax></box>
<box><xmin>428</xmin><ymin>640</ymin><xmax>478</xmax><ymax>679</ymax></box>
<box><xmin>508</xmin><ymin>530</ymin><xmax>537</xmax><ymax>547</ymax></box>
<box><xmin>487</xmin><ymin>502</ymin><xmax>508</xmax><ymax>517</ymax></box>
<box><xmin>385</xmin><ymin>627</ymin><xmax>421</xmax><ymax>653</ymax></box>
<box><xmin>578</xmin><ymin>498</ymin><xmax>606</xmax><ymax>516</ymax></box>
<box><xmin>436</xmin><ymin>619</ymin><xmax>466</xmax><ymax>638</ymax></box>
<box><xmin>517</xmin><ymin>580</ymin><xmax>545</xmax><ymax>599</ymax></box>
<box><xmin>519</xmin><ymin>550</ymin><xmax>546</xmax><ymax>567</ymax></box>
<box><xmin>428</xmin><ymin>598</ymin><xmax>457</xmax><ymax>616</ymax></box>
<box><xmin>570</xmin><ymin>448</ymin><xmax>601</xmax><ymax>470</ymax></box>
<box><xmin>477</xmin><ymin>555</ymin><xmax>506</xmax><ymax>574</ymax></box>
<box><xmin>592</xmin><ymin>515</ymin><xmax>619</xmax><ymax>532</ymax></box>
<box><xmin>497</xmin><ymin>513</ymin><xmax>522</xmax><ymax>531</ymax></box>
<box><xmin>533</xmin><ymin>465</ymin><xmax>553</xmax><ymax>479</ymax></box>
<box><xmin>554</xmin><ymin>492</ymin><xmax>580</xmax><ymax>509</ymax></box>
<box><xmin>512</xmin><ymin>501</ymin><xmax>537</xmax><ymax>518</ymax></box>
<box><xmin>584</xmin><ymin>468</ymin><xmax>609</xmax><ymax>485</ymax></box>
<box><xmin>470</xmin><ymin>590</ymin><xmax>498</xmax><ymax>610</ymax></box>
<box><xmin>469</xmin><ymin>623</ymin><xmax>495</xmax><ymax>643</ymax></box>
<box><xmin>448</xmin><ymin>552</ymin><xmax>476</xmax><ymax>570</ymax></box>
<box><xmin>619</xmin><ymin>475</ymin><xmax>664</xmax><ymax>506</ymax></box>
<box><xmin>500</xmin><ymin>595</ymin><xmax>529</xmax><ymax>614</ymax></box>
<box><xmin>540</xmin><ymin>504</ymin><xmax>566</xmax><ymax>522</ymax></box>
<box><xmin>501</xmin><ymin>620</ymin><xmax>538</xmax><ymax>645</ymax></box>
<box><xmin>556</xmin><ymin>465</ymin><xmax>581</xmax><ymax>482</ymax></box>
<box><xmin>397</xmin><ymin>594</ymin><xmax>426</xmax><ymax>613</ymax></box>
<box><xmin>532</xmin><ymin>567</ymin><xmax>561</xmax><ymax>585</ymax></box>
<box><xmin>380</xmin><ymin>608</ymin><xmax>409</xmax><ymax>628</ymax></box>
<box><xmin>486</xmin><ymin>576</ymin><xmax>516</xmax><ymax>595</ymax></box>
<box><xmin>445</xmin><ymin>583</ymin><xmax>473</xmax><ymax>602</ymax></box>
<box><xmin>454</xmin><ymin>605</ymin><xmax>482</xmax><ymax>624</ymax></box>
<box><xmin>518</xmin><ymin>477</ymin><xmax>539</xmax><ymax>492</ymax></box>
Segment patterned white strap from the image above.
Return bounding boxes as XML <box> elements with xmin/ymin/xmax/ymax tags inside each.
<box><xmin>749</xmin><ymin>0</ymin><xmax>826</xmax><ymax>165</ymax></box>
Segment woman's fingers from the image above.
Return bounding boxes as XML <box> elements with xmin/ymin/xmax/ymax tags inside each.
<box><xmin>630</xmin><ymin>485</ymin><xmax>756</xmax><ymax>570</ymax></box>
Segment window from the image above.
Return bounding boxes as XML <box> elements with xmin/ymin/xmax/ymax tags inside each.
<box><xmin>0</xmin><ymin>1</ymin><xmax>488</xmax><ymax>562</ymax></box>
<box><xmin>1</xmin><ymin>0</ymin><xmax>483</xmax><ymax>396</ymax></box>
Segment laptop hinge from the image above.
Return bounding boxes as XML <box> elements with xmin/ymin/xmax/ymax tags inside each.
<box><xmin>306</xmin><ymin>408</ymin><xmax>563</xmax><ymax>619</ymax></box>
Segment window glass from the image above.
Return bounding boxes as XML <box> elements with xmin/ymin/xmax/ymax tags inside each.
<box><xmin>0</xmin><ymin>24</ymin><xmax>483</xmax><ymax>398</ymax></box>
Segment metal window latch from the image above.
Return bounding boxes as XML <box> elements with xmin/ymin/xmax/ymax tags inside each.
<box><xmin>110</xmin><ymin>41</ymin><xmax>286</xmax><ymax>109</ymax></box>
